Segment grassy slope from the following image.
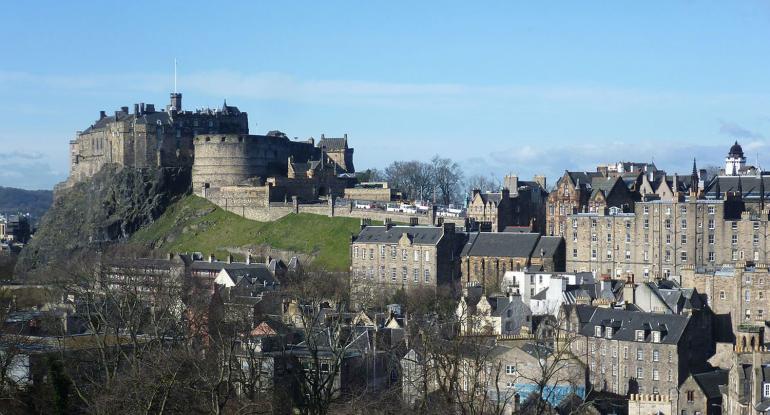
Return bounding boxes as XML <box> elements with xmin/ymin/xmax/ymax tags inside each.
<box><xmin>130</xmin><ymin>195</ymin><xmax>360</xmax><ymax>271</ymax></box>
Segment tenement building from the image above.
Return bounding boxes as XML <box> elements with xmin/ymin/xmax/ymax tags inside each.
<box><xmin>63</xmin><ymin>92</ymin><xmax>249</xmax><ymax>188</ymax></box>
<box><xmin>546</xmin><ymin>171</ymin><xmax>638</xmax><ymax>237</ymax></box>
<box><xmin>567</xmin><ymin>189</ymin><xmax>770</xmax><ymax>280</ymax></box>
<box><xmin>349</xmin><ymin>221</ymin><xmax>461</xmax><ymax>306</ymax></box>
<box><xmin>574</xmin><ymin>307</ymin><xmax>713</xmax><ymax>401</ymax></box>
<box><xmin>466</xmin><ymin>175</ymin><xmax>548</xmax><ymax>233</ymax></box>
<box><xmin>459</xmin><ymin>232</ymin><xmax>564</xmax><ymax>291</ymax></box>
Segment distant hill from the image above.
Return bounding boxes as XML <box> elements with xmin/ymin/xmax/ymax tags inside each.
<box><xmin>0</xmin><ymin>186</ymin><xmax>53</xmax><ymax>222</ymax></box>
<box><xmin>130</xmin><ymin>195</ymin><xmax>361</xmax><ymax>271</ymax></box>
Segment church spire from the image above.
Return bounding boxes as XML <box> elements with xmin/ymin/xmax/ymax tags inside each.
<box><xmin>691</xmin><ymin>158</ymin><xmax>699</xmax><ymax>196</ymax></box>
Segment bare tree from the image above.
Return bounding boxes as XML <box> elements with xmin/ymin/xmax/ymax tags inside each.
<box><xmin>431</xmin><ymin>156</ymin><xmax>464</xmax><ymax>206</ymax></box>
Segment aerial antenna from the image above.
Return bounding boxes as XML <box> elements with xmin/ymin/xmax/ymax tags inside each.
<box><xmin>174</xmin><ymin>59</ymin><xmax>178</xmax><ymax>94</ymax></box>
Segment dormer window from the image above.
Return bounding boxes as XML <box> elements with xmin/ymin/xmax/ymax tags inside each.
<box><xmin>605</xmin><ymin>328</ymin><xmax>613</xmax><ymax>339</ymax></box>
<box><xmin>635</xmin><ymin>330</ymin><xmax>645</xmax><ymax>342</ymax></box>
<box><xmin>595</xmin><ymin>326</ymin><xmax>603</xmax><ymax>337</ymax></box>
<box><xmin>652</xmin><ymin>331</ymin><xmax>661</xmax><ymax>343</ymax></box>
<box><xmin>764</xmin><ymin>382</ymin><xmax>770</xmax><ymax>397</ymax></box>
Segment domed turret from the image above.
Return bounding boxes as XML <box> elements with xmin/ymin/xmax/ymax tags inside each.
<box><xmin>726</xmin><ymin>141</ymin><xmax>747</xmax><ymax>176</ymax></box>
<box><xmin>729</xmin><ymin>141</ymin><xmax>744</xmax><ymax>158</ymax></box>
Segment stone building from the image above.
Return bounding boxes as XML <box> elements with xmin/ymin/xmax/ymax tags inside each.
<box><xmin>546</xmin><ymin>171</ymin><xmax>637</xmax><ymax>237</ymax></box>
<box><xmin>193</xmin><ymin>131</ymin><xmax>355</xmax><ymax>203</ymax></box>
<box><xmin>681</xmin><ymin>262</ymin><xmax>770</xmax><ymax>335</ymax></box>
<box><xmin>466</xmin><ymin>175</ymin><xmax>548</xmax><ymax>233</ymax></box>
<box><xmin>459</xmin><ymin>232</ymin><xmax>564</xmax><ymax>291</ymax></box>
<box><xmin>63</xmin><ymin>93</ymin><xmax>249</xmax><ymax>189</ymax></box>
<box><xmin>677</xmin><ymin>369</ymin><xmax>728</xmax><ymax>415</ymax></box>
<box><xmin>565</xmin><ymin>192</ymin><xmax>770</xmax><ymax>280</ymax></box>
<box><xmin>574</xmin><ymin>307</ymin><xmax>713</xmax><ymax>399</ymax></box>
<box><xmin>721</xmin><ymin>330</ymin><xmax>770</xmax><ymax>415</ymax></box>
<box><xmin>456</xmin><ymin>289</ymin><xmax>532</xmax><ymax>336</ymax></box>
<box><xmin>349</xmin><ymin>222</ymin><xmax>461</xmax><ymax>306</ymax></box>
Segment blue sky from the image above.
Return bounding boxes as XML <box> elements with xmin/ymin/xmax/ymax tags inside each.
<box><xmin>2</xmin><ymin>1</ymin><xmax>770</xmax><ymax>189</ymax></box>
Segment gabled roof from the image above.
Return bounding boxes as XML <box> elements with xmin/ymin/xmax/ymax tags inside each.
<box><xmin>460</xmin><ymin>232</ymin><xmax>541</xmax><ymax>258</ymax></box>
<box><xmin>533</xmin><ymin>236</ymin><xmax>563</xmax><ymax>258</ymax></box>
<box><xmin>317</xmin><ymin>137</ymin><xmax>348</xmax><ymax>151</ymax></box>
<box><xmin>355</xmin><ymin>225</ymin><xmax>445</xmax><ymax>245</ymax></box>
<box><xmin>579</xmin><ymin>307</ymin><xmax>690</xmax><ymax>345</ymax></box>
<box><xmin>692</xmin><ymin>369</ymin><xmax>729</xmax><ymax>400</ymax></box>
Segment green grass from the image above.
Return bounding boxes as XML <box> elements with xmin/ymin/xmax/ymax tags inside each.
<box><xmin>130</xmin><ymin>195</ymin><xmax>360</xmax><ymax>271</ymax></box>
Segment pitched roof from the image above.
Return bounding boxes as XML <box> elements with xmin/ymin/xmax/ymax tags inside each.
<box><xmin>579</xmin><ymin>307</ymin><xmax>690</xmax><ymax>345</ymax></box>
<box><xmin>460</xmin><ymin>232</ymin><xmax>541</xmax><ymax>258</ymax></box>
<box><xmin>692</xmin><ymin>369</ymin><xmax>729</xmax><ymax>400</ymax></box>
<box><xmin>318</xmin><ymin>137</ymin><xmax>348</xmax><ymax>151</ymax></box>
<box><xmin>704</xmin><ymin>175</ymin><xmax>770</xmax><ymax>200</ymax></box>
<box><xmin>355</xmin><ymin>225</ymin><xmax>445</xmax><ymax>245</ymax></box>
<box><xmin>533</xmin><ymin>236</ymin><xmax>563</xmax><ymax>258</ymax></box>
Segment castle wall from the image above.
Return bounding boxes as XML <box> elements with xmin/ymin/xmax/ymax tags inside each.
<box><xmin>192</xmin><ymin>134</ymin><xmax>317</xmax><ymax>190</ymax></box>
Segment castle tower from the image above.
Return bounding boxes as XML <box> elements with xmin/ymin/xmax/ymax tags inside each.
<box><xmin>725</xmin><ymin>141</ymin><xmax>746</xmax><ymax>176</ymax></box>
<box><xmin>169</xmin><ymin>93</ymin><xmax>182</xmax><ymax>112</ymax></box>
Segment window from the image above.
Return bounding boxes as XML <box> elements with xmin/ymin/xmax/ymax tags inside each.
<box><xmin>687</xmin><ymin>390</ymin><xmax>695</xmax><ymax>402</ymax></box>
<box><xmin>732</xmin><ymin>221</ymin><xmax>738</xmax><ymax>230</ymax></box>
<box><xmin>719</xmin><ymin>290</ymin><xmax>726</xmax><ymax>300</ymax></box>
<box><xmin>666</xmin><ymin>234</ymin><xmax>671</xmax><ymax>245</ymax></box>
<box><xmin>572</xmin><ymin>219</ymin><xmax>577</xmax><ymax>228</ymax></box>
<box><xmin>635</xmin><ymin>330</ymin><xmax>645</xmax><ymax>342</ymax></box>
<box><xmin>665</xmin><ymin>207</ymin><xmax>671</xmax><ymax>215</ymax></box>
<box><xmin>733</xmin><ymin>250</ymin><xmax>739</xmax><ymax>260</ymax></box>
<box><xmin>402</xmin><ymin>267</ymin><xmax>407</xmax><ymax>282</ymax></box>
<box><xmin>626</xmin><ymin>233</ymin><xmax>631</xmax><ymax>243</ymax></box>
<box><xmin>606</xmin><ymin>328</ymin><xmax>613</xmax><ymax>339</ymax></box>
<box><xmin>573</xmin><ymin>232</ymin><xmax>578</xmax><ymax>242</ymax></box>
<box><xmin>636</xmin><ymin>349</ymin><xmax>643</xmax><ymax>360</ymax></box>
<box><xmin>391</xmin><ymin>268</ymin><xmax>396</xmax><ymax>282</ymax></box>
<box><xmin>636</xmin><ymin>367</ymin><xmax>643</xmax><ymax>379</ymax></box>
<box><xmin>681</xmin><ymin>234</ymin><xmax>687</xmax><ymax>245</ymax></box>
<box><xmin>414</xmin><ymin>250</ymin><xmax>419</xmax><ymax>261</ymax></box>
<box><xmin>754</xmin><ymin>234</ymin><xmax>760</xmax><ymax>246</ymax></box>
<box><xmin>623</xmin><ymin>346</ymin><xmax>628</xmax><ymax>359</ymax></box>
<box><xmin>591</xmin><ymin>233</ymin><xmax>597</xmax><ymax>242</ymax></box>
<box><xmin>424</xmin><ymin>269</ymin><xmax>430</xmax><ymax>283</ymax></box>
<box><xmin>353</xmin><ymin>247</ymin><xmax>359</xmax><ymax>258</ymax></box>
<box><xmin>644</xmin><ymin>219</ymin><xmax>649</xmax><ymax>229</ymax></box>
<box><xmin>652</xmin><ymin>368</ymin><xmax>659</xmax><ymax>381</ymax></box>
<box><xmin>594</xmin><ymin>326</ymin><xmax>602</xmax><ymax>337</ymax></box>
<box><xmin>708</xmin><ymin>252</ymin><xmax>715</xmax><ymax>262</ymax></box>
<box><xmin>380</xmin><ymin>246</ymin><xmax>385</xmax><ymax>258</ymax></box>
<box><xmin>379</xmin><ymin>266</ymin><xmax>385</xmax><ymax>280</ymax></box>
<box><xmin>506</xmin><ymin>365</ymin><xmax>516</xmax><ymax>375</ymax></box>
<box><xmin>765</xmin><ymin>383</ymin><xmax>770</xmax><ymax>397</ymax></box>
<box><xmin>425</xmin><ymin>251</ymin><xmax>430</xmax><ymax>262</ymax></box>
<box><xmin>732</xmin><ymin>234</ymin><xmax>738</xmax><ymax>245</ymax></box>
<box><xmin>745</xmin><ymin>289</ymin><xmax>751</xmax><ymax>303</ymax></box>
<box><xmin>606</xmin><ymin>250</ymin><xmax>612</xmax><ymax>260</ymax></box>
<box><xmin>573</xmin><ymin>249</ymin><xmax>578</xmax><ymax>258</ymax></box>
<box><xmin>652</xmin><ymin>331</ymin><xmax>661</xmax><ymax>343</ymax></box>
<box><xmin>413</xmin><ymin>269</ymin><xmax>419</xmax><ymax>283</ymax></box>
<box><xmin>607</xmin><ymin>233</ymin><xmax>612</xmax><ymax>242</ymax></box>
<box><xmin>643</xmin><ymin>206</ymin><xmax>649</xmax><ymax>214</ymax></box>
<box><xmin>708</xmin><ymin>219</ymin><xmax>715</xmax><ymax>230</ymax></box>
<box><xmin>369</xmin><ymin>249</ymin><xmax>374</xmax><ymax>259</ymax></box>
<box><xmin>625</xmin><ymin>250</ymin><xmax>631</xmax><ymax>260</ymax></box>
<box><xmin>653</xmin><ymin>349</ymin><xmax>659</xmax><ymax>361</ymax></box>
<box><xmin>708</xmin><ymin>233</ymin><xmax>714</xmax><ymax>244</ymax></box>
<box><xmin>665</xmin><ymin>219</ymin><xmax>671</xmax><ymax>229</ymax></box>
<box><xmin>680</xmin><ymin>251</ymin><xmax>687</xmax><ymax>262</ymax></box>
<box><xmin>402</xmin><ymin>249</ymin><xmax>407</xmax><ymax>261</ymax></box>
<box><xmin>681</xmin><ymin>219</ymin><xmax>687</xmax><ymax>229</ymax></box>
<box><xmin>708</xmin><ymin>206</ymin><xmax>715</xmax><ymax>215</ymax></box>
<box><xmin>391</xmin><ymin>247</ymin><xmax>397</xmax><ymax>259</ymax></box>
<box><xmin>591</xmin><ymin>249</ymin><xmax>597</xmax><ymax>259</ymax></box>
<box><xmin>680</xmin><ymin>205</ymin><xmax>687</xmax><ymax>214</ymax></box>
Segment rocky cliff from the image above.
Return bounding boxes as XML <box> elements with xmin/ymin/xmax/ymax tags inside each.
<box><xmin>15</xmin><ymin>166</ymin><xmax>190</xmax><ymax>278</ymax></box>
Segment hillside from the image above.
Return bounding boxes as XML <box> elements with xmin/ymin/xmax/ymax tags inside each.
<box><xmin>130</xmin><ymin>195</ymin><xmax>361</xmax><ymax>271</ymax></box>
<box><xmin>0</xmin><ymin>186</ymin><xmax>53</xmax><ymax>222</ymax></box>
<box><xmin>15</xmin><ymin>166</ymin><xmax>190</xmax><ymax>277</ymax></box>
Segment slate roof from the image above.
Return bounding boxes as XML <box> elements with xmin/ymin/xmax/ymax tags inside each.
<box><xmin>533</xmin><ymin>236</ymin><xmax>563</xmax><ymax>258</ymax></box>
<box><xmin>692</xmin><ymin>369</ymin><xmax>729</xmax><ymax>400</ymax></box>
<box><xmin>579</xmin><ymin>307</ymin><xmax>690</xmax><ymax>345</ymax></box>
<box><xmin>566</xmin><ymin>171</ymin><xmax>602</xmax><ymax>188</ymax></box>
<box><xmin>477</xmin><ymin>192</ymin><xmax>504</xmax><ymax>204</ymax></box>
<box><xmin>460</xmin><ymin>232</ymin><xmax>541</xmax><ymax>258</ymax></box>
<box><xmin>704</xmin><ymin>175</ymin><xmax>770</xmax><ymax>200</ymax></box>
<box><xmin>317</xmin><ymin>137</ymin><xmax>348</xmax><ymax>151</ymax></box>
<box><xmin>355</xmin><ymin>225</ymin><xmax>445</xmax><ymax>245</ymax></box>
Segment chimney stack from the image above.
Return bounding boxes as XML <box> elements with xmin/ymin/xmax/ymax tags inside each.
<box><xmin>99</xmin><ymin>110</ymin><xmax>106</xmax><ymax>120</ymax></box>
<box><xmin>410</xmin><ymin>217</ymin><xmax>418</xmax><ymax>226</ymax></box>
<box><xmin>134</xmin><ymin>104</ymin><xmax>140</xmax><ymax>115</ymax></box>
<box><xmin>140</xmin><ymin>102</ymin><xmax>145</xmax><ymax>114</ymax></box>
<box><xmin>246</xmin><ymin>254</ymin><xmax>252</xmax><ymax>264</ymax></box>
<box><xmin>227</xmin><ymin>254</ymin><xmax>233</xmax><ymax>264</ymax></box>
<box><xmin>121</xmin><ymin>106</ymin><xmax>129</xmax><ymax>114</ymax></box>
<box><xmin>208</xmin><ymin>254</ymin><xmax>215</xmax><ymax>263</ymax></box>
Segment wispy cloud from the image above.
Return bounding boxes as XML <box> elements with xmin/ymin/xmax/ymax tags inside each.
<box><xmin>719</xmin><ymin>120</ymin><xmax>763</xmax><ymax>139</ymax></box>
